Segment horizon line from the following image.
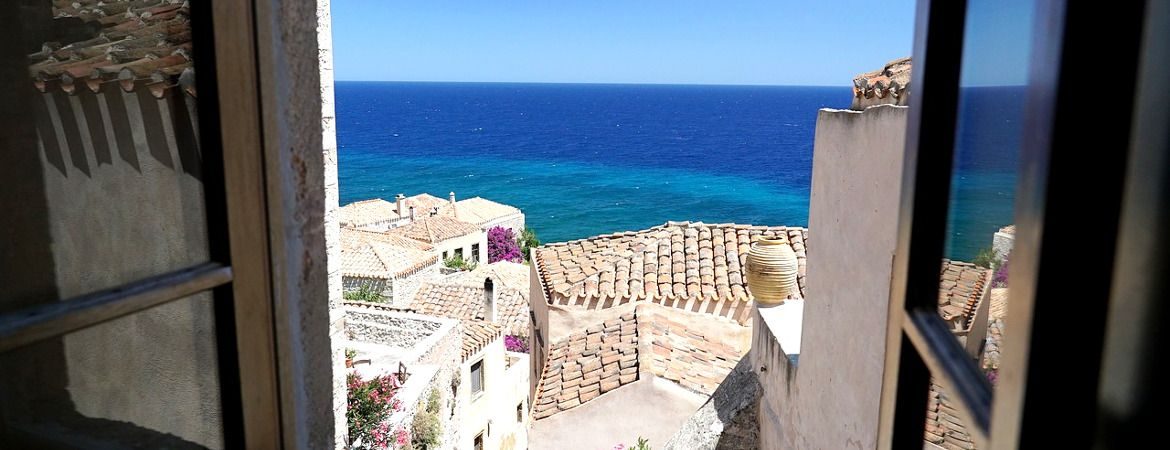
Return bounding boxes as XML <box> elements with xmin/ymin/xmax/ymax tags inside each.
<box><xmin>333</xmin><ymin>79</ymin><xmax>847</xmax><ymax>88</ymax></box>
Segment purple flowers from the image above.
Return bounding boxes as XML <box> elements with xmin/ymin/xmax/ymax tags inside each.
<box><xmin>505</xmin><ymin>335</ymin><xmax>529</xmax><ymax>353</ymax></box>
<box><xmin>993</xmin><ymin>258</ymin><xmax>1009</xmax><ymax>287</ymax></box>
<box><xmin>487</xmin><ymin>226</ymin><xmax>523</xmax><ymax>263</ymax></box>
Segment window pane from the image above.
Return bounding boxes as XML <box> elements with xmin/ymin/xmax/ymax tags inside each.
<box><xmin>0</xmin><ymin>292</ymin><xmax>224</xmax><ymax>449</ymax></box>
<box><xmin>2</xmin><ymin>0</ymin><xmax>211</xmax><ymax>300</ymax></box>
<box><xmin>926</xmin><ymin>0</ymin><xmax>1035</xmax><ymax>447</ymax></box>
<box><xmin>471</xmin><ymin>360</ymin><xmax>484</xmax><ymax>395</ymax></box>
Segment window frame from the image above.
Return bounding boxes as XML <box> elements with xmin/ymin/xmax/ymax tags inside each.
<box><xmin>877</xmin><ymin>0</ymin><xmax>1150</xmax><ymax>449</ymax></box>
<box><xmin>0</xmin><ymin>1</ymin><xmax>289</xmax><ymax>447</ymax></box>
<box><xmin>471</xmin><ymin>358</ymin><xmax>485</xmax><ymax>398</ymax></box>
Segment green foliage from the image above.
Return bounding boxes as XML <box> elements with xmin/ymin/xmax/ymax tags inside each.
<box><xmin>411</xmin><ymin>390</ymin><xmax>443</xmax><ymax>450</ymax></box>
<box><xmin>344</xmin><ymin>284</ymin><xmax>385</xmax><ymax>302</ymax></box>
<box><xmin>345</xmin><ymin>348</ymin><xmax>357</xmax><ymax>360</ymax></box>
<box><xmin>518</xmin><ymin>227</ymin><xmax>540</xmax><ymax>263</ymax></box>
<box><xmin>347</xmin><ymin>373</ymin><xmax>401</xmax><ymax>448</ymax></box>
<box><xmin>443</xmin><ymin>254</ymin><xmax>477</xmax><ymax>271</ymax></box>
<box><xmin>425</xmin><ymin>388</ymin><xmax>441</xmax><ymax>414</ymax></box>
<box><xmin>972</xmin><ymin>247</ymin><xmax>1000</xmax><ymax>269</ymax></box>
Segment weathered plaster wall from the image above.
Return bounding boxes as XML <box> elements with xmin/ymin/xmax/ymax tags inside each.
<box><xmin>393</xmin><ymin>262</ymin><xmax>440</xmax><ymax>306</ymax></box>
<box><xmin>436</xmin><ymin>232</ymin><xmax>489</xmax><ymax>265</ymax></box>
<box><xmin>755</xmin><ymin>105</ymin><xmax>908</xmax><ymax>449</ymax></box>
<box><xmin>529</xmin><ymin>258</ymin><xmax>551</xmax><ymax>401</ymax></box>
<box><xmin>456</xmin><ymin>338</ymin><xmax>529</xmax><ymax>450</ymax></box>
<box><xmin>992</xmin><ymin>230</ymin><xmax>1014</xmax><ymax>260</ymax></box>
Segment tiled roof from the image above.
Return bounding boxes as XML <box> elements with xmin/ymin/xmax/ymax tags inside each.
<box><xmin>402</xmin><ymin>193</ymin><xmax>449</xmax><ymax>216</ymax></box>
<box><xmin>937</xmin><ymin>260</ymin><xmax>991</xmax><ymax>332</ymax></box>
<box><xmin>439</xmin><ymin>197</ymin><xmax>522</xmax><ymax>226</ymax></box>
<box><xmin>444</xmin><ymin>261</ymin><xmax>531</xmax><ymax>292</ymax></box>
<box><xmin>462</xmin><ymin>320</ymin><xmax>502</xmax><ymax>361</ymax></box>
<box><xmin>30</xmin><ymin>0</ymin><xmax>195</xmax><ymax>97</ymax></box>
<box><xmin>641</xmin><ymin>311</ymin><xmax>745</xmax><ymax>395</ymax></box>
<box><xmin>532</xmin><ymin>312</ymin><xmax>639</xmax><ymax>420</ymax></box>
<box><xmin>339</xmin><ymin>199</ymin><xmax>400</xmax><ymax>228</ymax></box>
<box><xmin>534</xmin><ymin>221</ymin><xmax>808</xmax><ymax>320</ymax></box>
<box><xmin>389</xmin><ymin>215</ymin><xmax>482</xmax><ymax>244</ymax></box>
<box><xmin>924</xmin><ymin>381</ymin><xmax>976</xmax><ymax>450</ymax></box>
<box><xmin>343</xmin><ymin>300</ymin><xmax>417</xmax><ymax>314</ymax></box>
<box><xmin>852</xmin><ymin>57</ymin><xmax>911</xmax><ymax>109</ymax></box>
<box><xmin>410</xmin><ymin>282</ymin><xmax>529</xmax><ymax>337</ymax></box>
<box><xmin>340</xmin><ymin>227</ymin><xmax>438</xmax><ymax>279</ymax></box>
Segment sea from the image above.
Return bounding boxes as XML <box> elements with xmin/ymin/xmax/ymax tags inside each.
<box><xmin>336</xmin><ymin>82</ymin><xmax>1020</xmax><ymax>261</ymax></box>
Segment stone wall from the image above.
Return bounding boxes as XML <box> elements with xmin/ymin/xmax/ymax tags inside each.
<box><xmin>393</xmin><ymin>261</ymin><xmax>440</xmax><ymax>306</ymax></box>
<box><xmin>484</xmin><ymin>213</ymin><xmax>526</xmax><ymax>236</ymax></box>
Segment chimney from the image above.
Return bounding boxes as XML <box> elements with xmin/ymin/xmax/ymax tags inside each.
<box><xmin>449</xmin><ymin>192</ymin><xmax>458</xmax><ymax>219</ymax></box>
<box><xmin>396</xmin><ymin>193</ymin><xmax>406</xmax><ymax>218</ymax></box>
<box><xmin>483</xmin><ymin>277</ymin><xmax>496</xmax><ymax>322</ymax></box>
<box><xmin>409</xmin><ymin>206</ymin><xmax>416</xmax><ymax>222</ymax></box>
<box><xmin>449</xmin><ymin>191</ymin><xmax>456</xmax><ymax>205</ymax></box>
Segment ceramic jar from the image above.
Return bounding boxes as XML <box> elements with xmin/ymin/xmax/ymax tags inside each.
<box><xmin>745</xmin><ymin>238</ymin><xmax>799</xmax><ymax>305</ymax></box>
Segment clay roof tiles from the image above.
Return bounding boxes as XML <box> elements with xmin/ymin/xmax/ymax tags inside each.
<box><xmin>410</xmin><ymin>281</ymin><xmax>530</xmax><ymax>338</ymax></box>
<box><xmin>389</xmin><ymin>215</ymin><xmax>482</xmax><ymax>244</ymax></box>
<box><xmin>438</xmin><ymin>197</ymin><xmax>522</xmax><ymax>226</ymax></box>
<box><xmin>534</xmin><ymin>221</ymin><xmax>808</xmax><ymax>307</ymax></box>
<box><xmin>30</xmin><ymin>0</ymin><xmax>195</xmax><ymax>97</ymax></box>
<box><xmin>462</xmin><ymin>320</ymin><xmax>502</xmax><ymax>361</ymax></box>
<box><xmin>532</xmin><ymin>312</ymin><xmax>640</xmax><ymax>420</ymax></box>
<box><xmin>339</xmin><ymin>227</ymin><xmax>438</xmax><ymax>279</ymax></box>
<box><xmin>937</xmin><ymin>259</ymin><xmax>991</xmax><ymax>332</ymax></box>
<box><xmin>339</xmin><ymin>199</ymin><xmax>400</xmax><ymax>228</ymax></box>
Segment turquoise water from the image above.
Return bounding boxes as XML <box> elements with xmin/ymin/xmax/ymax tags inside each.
<box><xmin>337</xmin><ymin>82</ymin><xmax>1018</xmax><ymax>261</ymax></box>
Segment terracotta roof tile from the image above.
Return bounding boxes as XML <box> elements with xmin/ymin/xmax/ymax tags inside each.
<box><xmin>639</xmin><ymin>310</ymin><xmax>745</xmax><ymax>395</ymax></box>
<box><xmin>402</xmin><ymin>193</ymin><xmax>449</xmax><ymax>216</ymax></box>
<box><xmin>938</xmin><ymin>260</ymin><xmax>991</xmax><ymax>332</ymax></box>
<box><xmin>534</xmin><ymin>221</ymin><xmax>808</xmax><ymax>319</ymax></box>
<box><xmin>410</xmin><ymin>281</ymin><xmax>529</xmax><ymax>338</ymax></box>
<box><xmin>340</xmin><ymin>227</ymin><xmax>438</xmax><ymax>279</ymax></box>
<box><xmin>444</xmin><ymin>261</ymin><xmax>530</xmax><ymax>292</ymax></box>
<box><xmin>30</xmin><ymin>0</ymin><xmax>194</xmax><ymax>96</ymax></box>
<box><xmin>339</xmin><ymin>199</ymin><xmax>400</xmax><ymax>228</ymax></box>
<box><xmin>532</xmin><ymin>312</ymin><xmax>639</xmax><ymax>420</ymax></box>
<box><xmin>438</xmin><ymin>197</ymin><xmax>522</xmax><ymax>226</ymax></box>
<box><xmin>389</xmin><ymin>215</ymin><xmax>482</xmax><ymax>244</ymax></box>
<box><xmin>462</xmin><ymin>320</ymin><xmax>502</xmax><ymax>361</ymax></box>
<box><xmin>924</xmin><ymin>381</ymin><xmax>976</xmax><ymax>449</ymax></box>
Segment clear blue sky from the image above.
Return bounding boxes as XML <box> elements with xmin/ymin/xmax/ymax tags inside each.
<box><xmin>331</xmin><ymin>0</ymin><xmax>916</xmax><ymax>86</ymax></box>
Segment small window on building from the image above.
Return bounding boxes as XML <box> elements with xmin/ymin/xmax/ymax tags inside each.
<box><xmin>471</xmin><ymin>359</ymin><xmax>484</xmax><ymax>397</ymax></box>
<box><xmin>472</xmin><ymin>243</ymin><xmax>480</xmax><ymax>262</ymax></box>
<box><xmin>455</xmin><ymin>248</ymin><xmax>464</xmax><ymax>259</ymax></box>
<box><xmin>474</xmin><ymin>432</ymin><xmax>484</xmax><ymax>450</ymax></box>
<box><xmin>516</xmin><ymin>402</ymin><xmax>524</xmax><ymax>422</ymax></box>
<box><xmin>442</xmin><ymin>251</ymin><xmax>448</xmax><ymax>260</ymax></box>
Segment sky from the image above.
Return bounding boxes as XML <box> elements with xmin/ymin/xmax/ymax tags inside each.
<box><xmin>331</xmin><ymin>0</ymin><xmax>917</xmax><ymax>86</ymax></box>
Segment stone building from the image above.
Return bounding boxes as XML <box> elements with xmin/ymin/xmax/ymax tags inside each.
<box><xmin>438</xmin><ymin>194</ymin><xmax>526</xmax><ymax>235</ymax></box>
<box><xmin>390</xmin><ymin>215</ymin><xmax>488</xmax><ymax>264</ymax></box>
<box><xmin>339</xmin><ymin>227</ymin><xmax>440</xmax><ymax>307</ymax></box>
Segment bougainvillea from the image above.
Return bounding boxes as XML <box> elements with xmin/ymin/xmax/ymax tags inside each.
<box><xmin>487</xmin><ymin>226</ymin><xmax>523</xmax><ymax>263</ymax></box>
<box><xmin>504</xmin><ymin>335</ymin><xmax>529</xmax><ymax>353</ymax></box>
<box><xmin>993</xmin><ymin>258</ymin><xmax>1009</xmax><ymax>287</ymax></box>
<box><xmin>348</xmin><ymin>373</ymin><xmax>402</xmax><ymax>449</ymax></box>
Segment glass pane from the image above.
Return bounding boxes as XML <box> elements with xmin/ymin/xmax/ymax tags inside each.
<box><xmin>927</xmin><ymin>0</ymin><xmax>1035</xmax><ymax>446</ymax></box>
<box><xmin>1</xmin><ymin>0</ymin><xmax>209</xmax><ymax>300</ymax></box>
<box><xmin>0</xmin><ymin>292</ymin><xmax>224</xmax><ymax>449</ymax></box>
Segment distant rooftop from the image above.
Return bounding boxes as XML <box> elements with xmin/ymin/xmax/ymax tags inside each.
<box><xmin>339</xmin><ymin>227</ymin><xmax>438</xmax><ymax>279</ymax></box>
<box><xmin>534</xmin><ymin>221</ymin><xmax>808</xmax><ymax>322</ymax></box>
<box><xmin>410</xmin><ymin>279</ymin><xmax>530</xmax><ymax>338</ymax></box>
<box><xmin>439</xmin><ymin>196</ymin><xmax>523</xmax><ymax>226</ymax></box>
<box><xmin>937</xmin><ymin>259</ymin><xmax>991</xmax><ymax>333</ymax></box>
<box><xmin>443</xmin><ymin>260</ymin><xmax>531</xmax><ymax>292</ymax></box>
<box><xmin>389</xmin><ymin>215</ymin><xmax>482</xmax><ymax>244</ymax></box>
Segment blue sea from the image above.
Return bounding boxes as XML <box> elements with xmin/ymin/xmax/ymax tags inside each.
<box><xmin>336</xmin><ymin>82</ymin><xmax>1019</xmax><ymax>261</ymax></box>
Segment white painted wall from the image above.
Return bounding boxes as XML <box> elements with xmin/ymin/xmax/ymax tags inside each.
<box><xmin>755</xmin><ymin>105</ymin><xmax>909</xmax><ymax>449</ymax></box>
<box><xmin>436</xmin><ymin>232</ymin><xmax>489</xmax><ymax>265</ymax></box>
<box><xmin>456</xmin><ymin>339</ymin><xmax>530</xmax><ymax>450</ymax></box>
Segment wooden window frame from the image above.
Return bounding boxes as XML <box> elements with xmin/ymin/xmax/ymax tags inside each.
<box><xmin>0</xmin><ymin>1</ymin><xmax>293</xmax><ymax>448</ymax></box>
<box><xmin>878</xmin><ymin>1</ymin><xmax>1150</xmax><ymax>449</ymax></box>
<box><xmin>471</xmin><ymin>358</ymin><xmax>486</xmax><ymax>398</ymax></box>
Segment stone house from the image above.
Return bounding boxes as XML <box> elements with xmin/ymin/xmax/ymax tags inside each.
<box><xmin>339</xmin><ymin>226</ymin><xmax>440</xmax><ymax>307</ymax></box>
<box><xmin>390</xmin><ymin>215</ymin><xmax>488</xmax><ymax>265</ymax></box>
<box><xmin>438</xmin><ymin>194</ymin><xmax>526</xmax><ymax>235</ymax></box>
